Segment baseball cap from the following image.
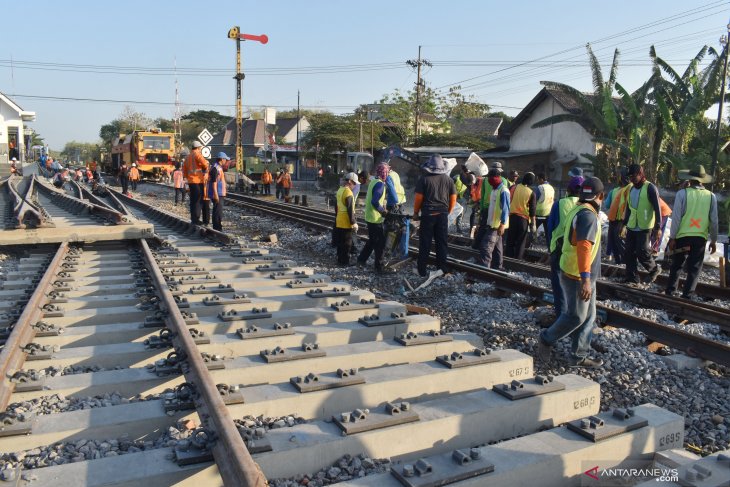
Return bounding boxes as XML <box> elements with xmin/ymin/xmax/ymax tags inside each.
<box><xmin>579</xmin><ymin>176</ymin><xmax>604</xmax><ymax>201</ymax></box>
<box><xmin>344</xmin><ymin>172</ymin><xmax>358</xmax><ymax>183</ymax></box>
<box><xmin>192</xmin><ymin>141</ymin><xmax>203</xmax><ymax>148</ymax></box>
<box><xmin>217</xmin><ymin>152</ymin><xmax>230</xmax><ymax>160</ymax></box>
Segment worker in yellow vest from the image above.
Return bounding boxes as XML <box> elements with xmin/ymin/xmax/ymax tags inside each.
<box><xmin>605</xmin><ymin>167</ymin><xmax>631</xmax><ymax>264</ymax></box>
<box><xmin>385</xmin><ymin>165</ymin><xmax>406</xmax><ymax>212</ymax></box>
<box><xmin>538</xmin><ymin>177</ymin><xmax>605</xmax><ymax>368</ymax></box>
<box><xmin>357</xmin><ymin>163</ymin><xmax>390</xmax><ymax>273</ymax></box>
<box><xmin>544</xmin><ymin>175</ymin><xmax>584</xmax><ymax>317</ymax></box>
<box><xmin>621</xmin><ymin>164</ymin><xmax>663</xmax><ymax>284</ymax></box>
<box><xmin>534</xmin><ymin>173</ymin><xmax>555</xmax><ymax>245</ymax></box>
<box><xmin>664</xmin><ymin>165</ymin><xmax>718</xmax><ymax>299</ymax></box>
<box><xmin>476</xmin><ymin>168</ymin><xmax>510</xmax><ymax>269</ymax></box>
<box><xmin>506</xmin><ymin>172</ymin><xmax>536</xmax><ymax>260</ymax></box>
<box><xmin>334</xmin><ymin>172</ymin><xmax>360</xmax><ymax>266</ymax></box>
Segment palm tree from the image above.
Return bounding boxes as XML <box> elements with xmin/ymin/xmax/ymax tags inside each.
<box><xmin>649</xmin><ymin>44</ymin><xmax>724</xmax><ymax>181</ymax></box>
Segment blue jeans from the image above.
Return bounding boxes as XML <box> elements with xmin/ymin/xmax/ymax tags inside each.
<box><xmin>549</xmin><ymin>249</ymin><xmax>565</xmax><ymax>317</ymax></box>
<box><xmin>478</xmin><ymin>227</ymin><xmax>503</xmax><ymax>269</ymax></box>
<box><xmin>540</xmin><ymin>274</ymin><xmax>597</xmax><ymax>359</ymax></box>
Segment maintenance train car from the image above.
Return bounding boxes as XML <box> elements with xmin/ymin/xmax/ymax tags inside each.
<box><xmin>110</xmin><ymin>129</ymin><xmax>175</xmax><ymax>179</ymax></box>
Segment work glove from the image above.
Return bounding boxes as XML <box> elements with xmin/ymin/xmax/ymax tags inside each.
<box><xmin>530</xmin><ymin>221</ymin><xmax>537</xmax><ymax>234</ymax></box>
<box><xmin>709</xmin><ymin>241</ymin><xmax>717</xmax><ymax>254</ymax></box>
<box><xmin>351</xmin><ymin>223</ymin><xmax>359</xmax><ymax>233</ymax></box>
<box><xmin>619</xmin><ymin>225</ymin><xmax>627</xmax><ymax>239</ymax></box>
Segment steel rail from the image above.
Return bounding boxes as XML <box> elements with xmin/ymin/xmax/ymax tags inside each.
<box><xmin>138</xmin><ymin>238</ymin><xmax>266</xmax><ymax>487</ymax></box>
<box><xmin>6</xmin><ymin>175</ymin><xmax>45</xmax><ymax>228</ymax></box>
<box><xmin>228</xmin><ymin>195</ymin><xmax>730</xmax><ymax>330</ymax></box>
<box><xmin>0</xmin><ymin>243</ymin><xmax>69</xmax><ymax>410</ymax></box>
<box><xmin>34</xmin><ymin>176</ymin><xmax>128</xmax><ymax>225</ymax></box>
<box><xmin>109</xmin><ymin>187</ymin><xmax>233</xmax><ymax>244</ymax></box>
<box><xmin>224</xmin><ymin>193</ymin><xmax>730</xmax><ymax>366</ymax></box>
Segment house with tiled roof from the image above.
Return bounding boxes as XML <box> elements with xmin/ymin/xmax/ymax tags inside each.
<box><xmin>447</xmin><ymin>117</ymin><xmax>502</xmax><ymax>137</ymax></box>
<box><xmin>503</xmin><ymin>87</ymin><xmax>596</xmax><ymax>183</ymax></box>
<box><xmin>274</xmin><ymin>117</ymin><xmax>310</xmax><ymax>144</ymax></box>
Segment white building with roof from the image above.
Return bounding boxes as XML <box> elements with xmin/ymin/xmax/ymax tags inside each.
<box><xmin>0</xmin><ymin>91</ymin><xmax>36</xmax><ymax>165</ymax></box>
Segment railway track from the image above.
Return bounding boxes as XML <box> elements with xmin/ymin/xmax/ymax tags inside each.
<box><xmin>214</xmin><ymin>189</ymin><xmax>730</xmax><ymax>366</ymax></box>
<box><xmin>0</xmin><ymin>177</ymin><xmax>722</xmax><ymax>486</ymax></box>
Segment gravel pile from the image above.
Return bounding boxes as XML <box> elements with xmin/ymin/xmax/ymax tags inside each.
<box><xmin>269</xmin><ymin>454</ymin><xmax>391</xmax><ymax>487</ymax></box>
<box><xmin>0</xmin><ymin>419</ymin><xmax>196</xmax><ymax>476</ymax></box>
<box><xmin>134</xmin><ymin>186</ymin><xmax>730</xmax><ymax>458</ymax></box>
<box><xmin>4</xmin><ymin>391</ymin><xmax>163</xmax><ymax>417</ymax></box>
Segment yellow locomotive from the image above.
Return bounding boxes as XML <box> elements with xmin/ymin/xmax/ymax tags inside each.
<box><xmin>110</xmin><ymin>129</ymin><xmax>175</xmax><ymax>179</ymax></box>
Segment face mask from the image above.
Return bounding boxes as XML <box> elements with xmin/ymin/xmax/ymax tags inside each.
<box><xmin>488</xmin><ymin>176</ymin><xmax>501</xmax><ymax>188</ymax></box>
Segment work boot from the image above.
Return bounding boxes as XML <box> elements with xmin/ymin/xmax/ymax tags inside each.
<box><xmin>645</xmin><ymin>265</ymin><xmax>662</xmax><ymax>284</ymax></box>
<box><xmin>537</xmin><ymin>339</ymin><xmax>552</xmax><ymax>363</ymax></box>
<box><xmin>570</xmin><ymin>356</ymin><xmax>604</xmax><ymax>368</ymax></box>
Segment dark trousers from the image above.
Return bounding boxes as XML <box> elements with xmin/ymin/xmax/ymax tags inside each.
<box><xmin>666</xmin><ymin>236</ymin><xmax>706</xmax><ymax>297</ymax></box>
<box><xmin>549</xmin><ymin>248</ymin><xmax>565</xmax><ymax>317</ymax></box>
<box><xmin>120</xmin><ymin>177</ymin><xmax>128</xmax><ymax>194</ymax></box>
<box><xmin>477</xmin><ymin>227</ymin><xmax>503</xmax><ymax>269</ymax></box>
<box><xmin>418</xmin><ymin>212</ymin><xmax>449</xmax><ymax>275</ymax></box>
<box><xmin>506</xmin><ymin>215</ymin><xmax>529</xmax><ymax>259</ymax></box>
<box><xmin>130</xmin><ymin>179</ymin><xmax>138</xmax><ymax>191</ymax></box>
<box><xmin>175</xmin><ymin>187</ymin><xmax>186</xmax><ymax>204</ymax></box>
<box><xmin>212</xmin><ymin>197</ymin><xmax>224</xmax><ymax>231</ymax></box>
<box><xmin>625</xmin><ymin>229</ymin><xmax>658</xmax><ymax>282</ymax></box>
<box><xmin>608</xmin><ymin>221</ymin><xmax>625</xmax><ymax>264</ymax></box>
<box><xmin>201</xmin><ymin>199</ymin><xmax>210</xmax><ymax>225</ymax></box>
<box><xmin>358</xmin><ymin>222</ymin><xmax>385</xmax><ymax>270</ymax></box>
<box><xmin>335</xmin><ymin>227</ymin><xmax>353</xmax><ymax>265</ymax></box>
<box><xmin>275</xmin><ymin>184</ymin><xmax>282</xmax><ymax>199</ymax></box>
<box><xmin>263</xmin><ymin>183</ymin><xmax>271</xmax><ymax>195</ymax></box>
<box><xmin>189</xmin><ymin>183</ymin><xmax>205</xmax><ymax>225</ymax></box>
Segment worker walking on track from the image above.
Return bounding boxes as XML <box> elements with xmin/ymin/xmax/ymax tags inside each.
<box><xmin>261</xmin><ymin>168</ymin><xmax>273</xmax><ymax>195</ymax></box>
<box><xmin>118</xmin><ymin>161</ymin><xmax>130</xmax><ymax>195</ymax></box>
<box><xmin>129</xmin><ymin>163</ymin><xmax>140</xmax><ymax>191</ymax></box>
<box><xmin>506</xmin><ymin>172</ymin><xmax>536</xmax><ymax>260</ymax></box>
<box><xmin>605</xmin><ymin>167</ymin><xmax>630</xmax><ymax>264</ymax></box>
<box><xmin>664</xmin><ymin>165</ymin><xmax>718</xmax><ymax>299</ymax></box>
<box><xmin>538</xmin><ymin>176</ymin><xmax>605</xmax><ymax>368</ymax></box>
<box><xmin>621</xmin><ymin>164</ymin><xmax>663</xmax><ymax>284</ymax></box>
<box><xmin>534</xmin><ymin>173</ymin><xmax>555</xmax><ymax>245</ymax></box>
<box><xmin>545</xmin><ymin>175</ymin><xmax>584</xmax><ymax>318</ymax></box>
<box><xmin>207</xmin><ymin>153</ymin><xmax>229</xmax><ymax>231</ymax></box>
<box><xmin>183</xmin><ymin>141</ymin><xmax>209</xmax><ymax>226</ymax></box>
<box><xmin>413</xmin><ymin>154</ymin><xmax>457</xmax><ymax>277</ymax></box>
<box><xmin>476</xmin><ymin>168</ymin><xmax>510</xmax><ymax>269</ymax></box>
<box><xmin>357</xmin><ymin>163</ymin><xmax>391</xmax><ymax>273</ymax></box>
<box><xmin>334</xmin><ymin>172</ymin><xmax>360</xmax><ymax>266</ymax></box>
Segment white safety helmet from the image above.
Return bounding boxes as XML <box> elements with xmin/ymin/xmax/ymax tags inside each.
<box><xmin>344</xmin><ymin>172</ymin><xmax>358</xmax><ymax>184</ymax></box>
<box><xmin>132</xmin><ymin>163</ymin><xmax>137</xmax><ymax>167</ymax></box>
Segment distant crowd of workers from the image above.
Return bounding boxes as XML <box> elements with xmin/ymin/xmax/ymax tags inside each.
<box><xmin>334</xmin><ymin>154</ymin><xmax>719</xmax><ymax>369</ymax></box>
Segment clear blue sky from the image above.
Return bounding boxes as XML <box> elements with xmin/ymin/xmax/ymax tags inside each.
<box><xmin>1</xmin><ymin>0</ymin><xmax>728</xmax><ymax>150</ymax></box>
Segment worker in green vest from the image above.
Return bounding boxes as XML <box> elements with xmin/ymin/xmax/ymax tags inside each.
<box><xmin>357</xmin><ymin>163</ymin><xmax>390</xmax><ymax>273</ymax></box>
<box><xmin>538</xmin><ymin>176</ymin><xmax>605</xmax><ymax>368</ymax></box>
<box><xmin>621</xmin><ymin>164</ymin><xmax>663</xmax><ymax>284</ymax></box>
<box><xmin>534</xmin><ymin>172</ymin><xmax>555</xmax><ymax>246</ymax></box>
<box><xmin>664</xmin><ymin>165</ymin><xmax>718</xmax><ymax>299</ymax></box>
<box><xmin>544</xmin><ymin>175</ymin><xmax>584</xmax><ymax>318</ymax></box>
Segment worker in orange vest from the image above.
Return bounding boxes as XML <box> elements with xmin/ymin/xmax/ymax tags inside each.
<box><xmin>276</xmin><ymin>168</ymin><xmax>292</xmax><ymax>200</ymax></box>
<box><xmin>129</xmin><ymin>163</ymin><xmax>141</xmax><ymax>191</ymax></box>
<box><xmin>261</xmin><ymin>168</ymin><xmax>273</xmax><ymax>195</ymax></box>
<box><xmin>183</xmin><ymin>141</ymin><xmax>209</xmax><ymax>225</ymax></box>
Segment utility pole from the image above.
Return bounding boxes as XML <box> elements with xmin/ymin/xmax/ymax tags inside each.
<box><xmin>711</xmin><ymin>21</ymin><xmax>730</xmax><ymax>191</ymax></box>
<box><xmin>296</xmin><ymin>90</ymin><xmax>300</xmax><ymax>178</ymax></box>
<box><xmin>358</xmin><ymin>112</ymin><xmax>364</xmax><ymax>153</ymax></box>
<box><xmin>228</xmin><ymin>27</ymin><xmax>268</xmax><ymax>176</ymax></box>
<box><xmin>406</xmin><ymin>46</ymin><xmax>432</xmax><ymax>143</ymax></box>
<box><xmin>173</xmin><ymin>57</ymin><xmax>182</xmax><ymax>156</ymax></box>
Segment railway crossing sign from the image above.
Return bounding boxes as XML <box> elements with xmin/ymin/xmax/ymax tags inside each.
<box><xmin>201</xmin><ymin>146</ymin><xmax>211</xmax><ymax>159</ymax></box>
<box><xmin>197</xmin><ymin>129</ymin><xmax>213</xmax><ymax>146</ymax></box>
